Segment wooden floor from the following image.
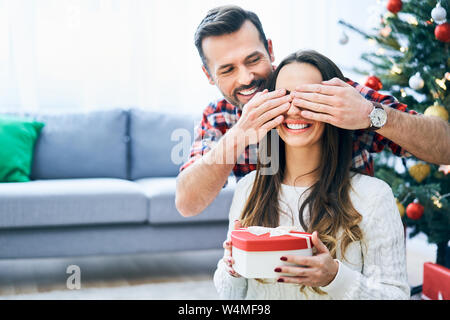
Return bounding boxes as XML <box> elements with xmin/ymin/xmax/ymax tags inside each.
<box><xmin>0</xmin><ymin>232</ymin><xmax>436</xmax><ymax>298</ymax></box>
<box><xmin>0</xmin><ymin>249</ymin><xmax>223</xmax><ymax>296</ymax></box>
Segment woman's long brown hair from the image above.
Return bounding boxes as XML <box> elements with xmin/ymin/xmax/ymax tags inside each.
<box><xmin>239</xmin><ymin>50</ymin><xmax>366</xmax><ymax>294</ymax></box>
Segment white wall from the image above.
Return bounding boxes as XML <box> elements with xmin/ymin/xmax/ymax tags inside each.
<box><xmin>0</xmin><ymin>0</ymin><xmax>379</xmax><ymax>114</ymax></box>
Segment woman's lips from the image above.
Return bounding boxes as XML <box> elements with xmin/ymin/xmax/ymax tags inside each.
<box><xmin>282</xmin><ymin>121</ymin><xmax>313</xmax><ymax>134</ymax></box>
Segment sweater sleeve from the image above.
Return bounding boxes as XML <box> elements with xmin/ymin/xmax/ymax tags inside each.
<box><xmin>213</xmin><ymin>172</ymin><xmax>255</xmax><ymax>299</ymax></box>
<box><xmin>213</xmin><ymin>259</ymin><xmax>248</xmax><ymax>300</ymax></box>
<box><xmin>320</xmin><ymin>182</ymin><xmax>410</xmax><ymax>300</ymax></box>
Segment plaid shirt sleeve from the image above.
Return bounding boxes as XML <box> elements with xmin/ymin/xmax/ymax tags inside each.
<box><xmin>179</xmin><ymin>102</ymin><xmax>226</xmax><ymax>173</ymax></box>
<box><xmin>348</xmin><ymin>78</ymin><xmax>418</xmax><ymax>158</ymax></box>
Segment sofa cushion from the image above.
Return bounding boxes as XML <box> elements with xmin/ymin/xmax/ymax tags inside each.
<box><xmin>135</xmin><ymin>176</ymin><xmax>236</xmax><ymax>224</ymax></box>
<box><xmin>25</xmin><ymin>109</ymin><xmax>129</xmax><ymax>179</ymax></box>
<box><xmin>0</xmin><ymin>179</ymin><xmax>147</xmax><ymax>229</ymax></box>
<box><xmin>0</xmin><ymin>116</ymin><xmax>45</xmax><ymax>182</ymax></box>
<box><xmin>129</xmin><ymin>109</ymin><xmax>200</xmax><ymax>179</ymax></box>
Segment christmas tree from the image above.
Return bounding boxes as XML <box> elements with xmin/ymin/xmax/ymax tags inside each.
<box><xmin>339</xmin><ymin>0</ymin><xmax>449</xmax><ymax>267</ymax></box>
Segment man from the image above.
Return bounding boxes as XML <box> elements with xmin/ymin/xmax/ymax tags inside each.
<box><xmin>175</xmin><ymin>5</ymin><xmax>450</xmax><ymax>217</ymax></box>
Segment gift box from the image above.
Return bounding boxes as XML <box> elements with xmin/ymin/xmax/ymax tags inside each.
<box><xmin>421</xmin><ymin>262</ymin><xmax>450</xmax><ymax>300</ymax></box>
<box><xmin>231</xmin><ymin>226</ymin><xmax>313</xmax><ymax>278</ymax></box>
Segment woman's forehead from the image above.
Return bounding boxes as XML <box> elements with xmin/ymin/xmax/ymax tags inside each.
<box><xmin>275</xmin><ymin>63</ymin><xmax>322</xmax><ymax>90</ymax></box>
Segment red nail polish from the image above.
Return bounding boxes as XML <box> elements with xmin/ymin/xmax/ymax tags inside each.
<box><xmin>274</xmin><ymin>268</ymin><xmax>282</xmax><ymax>272</ymax></box>
<box><xmin>277</xmin><ymin>278</ymin><xmax>284</xmax><ymax>283</ymax></box>
<box><xmin>280</xmin><ymin>256</ymin><xmax>287</xmax><ymax>261</ymax></box>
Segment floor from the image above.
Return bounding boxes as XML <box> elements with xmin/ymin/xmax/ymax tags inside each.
<box><xmin>0</xmin><ymin>249</ymin><xmax>223</xmax><ymax>296</ymax></box>
<box><xmin>0</xmin><ymin>230</ymin><xmax>437</xmax><ymax>299</ymax></box>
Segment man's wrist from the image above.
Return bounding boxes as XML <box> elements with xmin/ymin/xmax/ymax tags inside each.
<box><xmin>226</xmin><ymin>126</ymin><xmax>249</xmax><ymax>156</ymax></box>
<box><xmin>367</xmin><ymin>102</ymin><xmax>388</xmax><ymax>131</ymax></box>
<box><xmin>364</xmin><ymin>101</ymin><xmax>374</xmax><ymax>129</ymax></box>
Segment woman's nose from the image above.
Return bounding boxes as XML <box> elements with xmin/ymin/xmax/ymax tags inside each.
<box><xmin>286</xmin><ymin>100</ymin><xmax>302</xmax><ymax>116</ymax></box>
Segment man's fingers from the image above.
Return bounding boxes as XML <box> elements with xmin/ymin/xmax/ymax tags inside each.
<box><xmin>321</xmin><ymin>77</ymin><xmax>349</xmax><ymax>87</ymax></box>
<box><xmin>300</xmin><ymin>110</ymin><xmax>334</xmax><ymax>125</ymax></box>
<box><xmin>248</xmin><ymin>88</ymin><xmax>286</xmax><ymax>110</ymax></box>
<box><xmin>295</xmin><ymin>83</ymin><xmax>342</xmax><ymax>95</ymax></box>
<box><xmin>257</xmin><ymin>102</ymin><xmax>290</xmax><ymax>127</ymax></box>
<box><xmin>293</xmin><ymin>91</ymin><xmax>335</xmax><ymax>106</ymax></box>
<box><xmin>257</xmin><ymin>93</ymin><xmax>292</xmax><ymax>113</ymax></box>
<box><xmin>292</xmin><ymin>98</ymin><xmax>334</xmax><ymax>115</ymax></box>
<box><xmin>260</xmin><ymin>114</ymin><xmax>284</xmax><ymax>132</ymax></box>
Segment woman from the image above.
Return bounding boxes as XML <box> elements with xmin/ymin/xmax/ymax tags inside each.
<box><xmin>213</xmin><ymin>50</ymin><xmax>409</xmax><ymax>300</ymax></box>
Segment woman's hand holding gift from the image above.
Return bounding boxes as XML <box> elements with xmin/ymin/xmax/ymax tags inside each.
<box><xmin>275</xmin><ymin>231</ymin><xmax>339</xmax><ymax>287</ymax></box>
<box><xmin>222</xmin><ymin>220</ymin><xmax>243</xmax><ymax>278</ymax></box>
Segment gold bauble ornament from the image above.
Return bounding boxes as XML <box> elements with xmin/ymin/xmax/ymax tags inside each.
<box><xmin>409</xmin><ymin>163</ymin><xmax>431</xmax><ymax>183</ymax></box>
<box><xmin>424</xmin><ymin>103</ymin><xmax>449</xmax><ymax>121</ymax></box>
<box><xmin>396</xmin><ymin>198</ymin><xmax>405</xmax><ymax>217</ymax></box>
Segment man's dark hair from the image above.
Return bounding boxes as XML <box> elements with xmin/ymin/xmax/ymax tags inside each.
<box><xmin>194</xmin><ymin>5</ymin><xmax>269</xmax><ymax>74</ymax></box>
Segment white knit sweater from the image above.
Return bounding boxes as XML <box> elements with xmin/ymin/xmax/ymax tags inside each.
<box><xmin>213</xmin><ymin>171</ymin><xmax>410</xmax><ymax>300</ymax></box>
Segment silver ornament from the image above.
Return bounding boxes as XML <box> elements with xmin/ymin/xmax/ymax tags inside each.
<box><xmin>409</xmin><ymin>72</ymin><xmax>424</xmax><ymax>90</ymax></box>
<box><xmin>432</xmin><ymin>2</ymin><xmax>447</xmax><ymax>24</ymax></box>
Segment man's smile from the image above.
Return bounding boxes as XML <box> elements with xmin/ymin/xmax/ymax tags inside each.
<box><xmin>234</xmin><ymin>79</ymin><xmax>266</xmax><ymax>102</ymax></box>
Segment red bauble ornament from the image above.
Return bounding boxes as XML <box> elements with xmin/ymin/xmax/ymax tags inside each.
<box><xmin>387</xmin><ymin>0</ymin><xmax>402</xmax><ymax>13</ymax></box>
<box><xmin>435</xmin><ymin>23</ymin><xmax>450</xmax><ymax>43</ymax></box>
<box><xmin>365</xmin><ymin>76</ymin><xmax>383</xmax><ymax>91</ymax></box>
<box><xmin>406</xmin><ymin>199</ymin><xmax>424</xmax><ymax>220</ymax></box>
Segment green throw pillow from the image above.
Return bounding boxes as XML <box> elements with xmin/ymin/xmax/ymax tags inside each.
<box><xmin>0</xmin><ymin>116</ymin><xmax>45</xmax><ymax>182</ymax></box>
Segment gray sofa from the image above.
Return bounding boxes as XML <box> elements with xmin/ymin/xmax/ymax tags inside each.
<box><xmin>0</xmin><ymin>109</ymin><xmax>236</xmax><ymax>259</ymax></box>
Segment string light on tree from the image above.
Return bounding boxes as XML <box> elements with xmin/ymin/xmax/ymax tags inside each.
<box><xmin>407</xmin><ymin>16</ymin><xmax>419</xmax><ymax>26</ymax></box>
<box><xmin>376</xmin><ymin>47</ymin><xmax>386</xmax><ymax>55</ymax></box>
<box><xmin>445</xmin><ymin>72</ymin><xmax>450</xmax><ymax>81</ymax></box>
<box><xmin>380</xmin><ymin>26</ymin><xmax>392</xmax><ymax>37</ymax></box>
<box><xmin>390</xmin><ymin>64</ymin><xmax>402</xmax><ymax>75</ymax></box>
<box><xmin>439</xmin><ymin>165</ymin><xmax>450</xmax><ymax>175</ymax></box>
<box><xmin>367</xmin><ymin>38</ymin><xmax>377</xmax><ymax>46</ymax></box>
<box><xmin>435</xmin><ymin>77</ymin><xmax>447</xmax><ymax>90</ymax></box>
<box><xmin>432</xmin><ymin>195</ymin><xmax>443</xmax><ymax>209</ymax></box>
<box><xmin>400</xmin><ymin>88</ymin><xmax>407</xmax><ymax>97</ymax></box>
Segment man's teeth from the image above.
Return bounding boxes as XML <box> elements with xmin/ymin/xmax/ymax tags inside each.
<box><xmin>239</xmin><ymin>87</ymin><xmax>258</xmax><ymax>96</ymax></box>
<box><xmin>286</xmin><ymin>123</ymin><xmax>310</xmax><ymax>130</ymax></box>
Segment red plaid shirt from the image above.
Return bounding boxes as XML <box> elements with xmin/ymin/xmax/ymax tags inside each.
<box><xmin>179</xmin><ymin>78</ymin><xmax>417</xmax><ymax>182</ymax></box>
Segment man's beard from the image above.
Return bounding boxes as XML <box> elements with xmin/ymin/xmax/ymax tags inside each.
<box><xmin>222</xmin><ymin>78</ymin><xmax>267</xmax><ymax>109</ymax></box>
